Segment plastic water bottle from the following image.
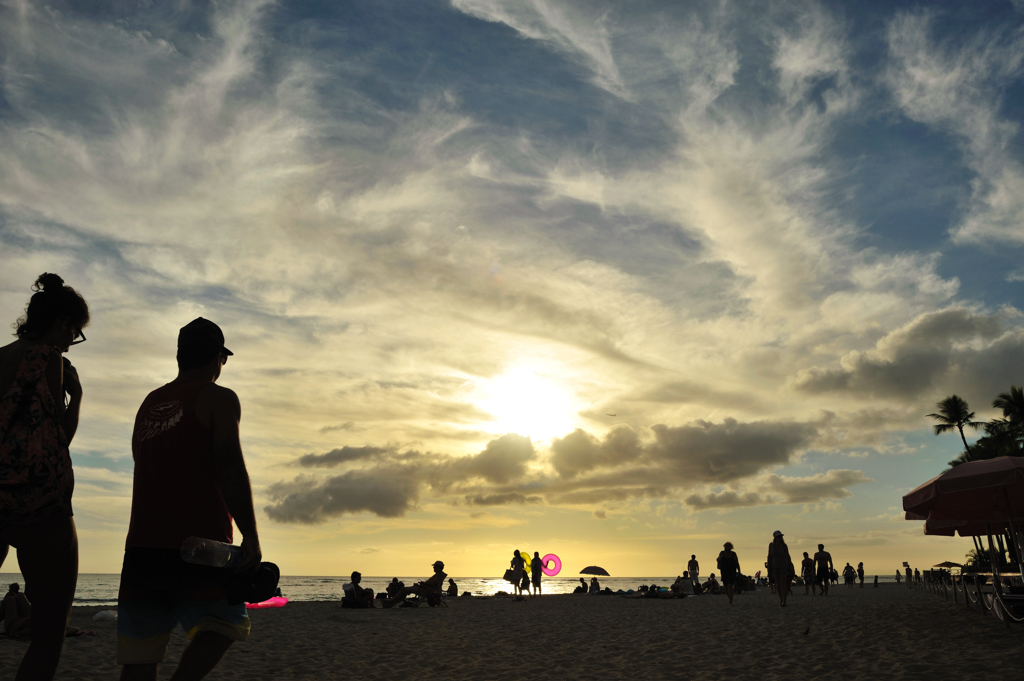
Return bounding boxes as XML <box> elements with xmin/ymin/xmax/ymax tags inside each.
<box><xmin>180</xmin><ymin>537</ymin><xmax>245</xmax><ymax>568</ymax></box>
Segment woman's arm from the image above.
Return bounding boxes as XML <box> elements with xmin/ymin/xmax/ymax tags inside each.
<box><xmin>45</xmin><ymin>352</ymin><xmax>82</xmax><ymax>443</ymax></box>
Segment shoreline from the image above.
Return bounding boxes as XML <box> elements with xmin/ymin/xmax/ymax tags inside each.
<box><xmin>5</xmin><ymin>586</ymin><xmax>1022</xmax><ymax>679</ymax></box>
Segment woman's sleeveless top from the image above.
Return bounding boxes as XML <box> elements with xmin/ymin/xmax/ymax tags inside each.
<box><xmin>0</xmin><ymin>346</ymin><xmax>74</xmax><ymax>524</ymax></box>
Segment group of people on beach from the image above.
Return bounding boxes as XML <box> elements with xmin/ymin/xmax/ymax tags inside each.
<box><xmin>679</xmin><ymin>532</ymin><xmax>875</xmax><ymax>608</ymax></box>
<box><xmin>343</xmin><ymin>563</ymin><xmax>462</xmax><ymax>609</ymax></box>
<box><xmin>0</xmin><ymin>274</ymin><xmax>262</xmax><ymax>681</ymax></box>
<box><xmin>508</xmin><ymin>550</ymin><xmax>546</xmax><ymax>597</ymax></box>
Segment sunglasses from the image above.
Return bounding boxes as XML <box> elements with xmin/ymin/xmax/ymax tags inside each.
<box><xmin>70</xmin><ymin>329</ymin><xmax>87</xmax><ymax>346</ymax></box>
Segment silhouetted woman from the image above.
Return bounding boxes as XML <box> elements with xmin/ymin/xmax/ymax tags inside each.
<box><xmin>717</xmin><ymin>542</ymin><xmax>741</xmax><ymax>605</ymax></box>
<box><xmin>510</xmin><ymin>550</ymin><xmax>525</xmax><ymax>596</ymax></box>
<box><xmin>767</xmin><ymin>530</ymin><xmax>794</xmax><ymax>607</ymax></box>
<box><xmin>0</xmin><ymin>273</ymin><xmax>89</xmax><ymax>680</ymax></box>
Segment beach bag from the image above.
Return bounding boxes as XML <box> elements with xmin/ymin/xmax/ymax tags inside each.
<box><xmin>503</xmin><ymin>569</ymin><xmax>516</xmax><ymax>583</ymax></box>
<box><xmin>227</xmin><ymin>561</ymin><xmax>281</xmax><ymax>605</ymax></box>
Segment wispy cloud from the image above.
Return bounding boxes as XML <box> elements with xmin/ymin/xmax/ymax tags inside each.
<box><xmin>887</xmin><ymin>10</ymin><xmax>1024</xmax><ymax>244</ymax></box>
<box><xmin>2</xmin><ymin>0</ymin><xmax>1021</xmax><ymax>573</ymax></box>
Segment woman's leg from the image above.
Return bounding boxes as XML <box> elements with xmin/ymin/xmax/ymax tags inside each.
<box><xmin>9</xmin><ymin>514</ymin><xmax>79</xmax><ymax>681</ymax></box>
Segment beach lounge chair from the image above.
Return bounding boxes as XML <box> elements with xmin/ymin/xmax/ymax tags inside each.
<box><xmin>407</xmin><ymin>572</ymin><xmax>448</xmax><ymax>608</ymax></box>
<box><xmin>341</xmin><ymin>582</ymin><xmax>374</xmax><ymax>608</ymax></box>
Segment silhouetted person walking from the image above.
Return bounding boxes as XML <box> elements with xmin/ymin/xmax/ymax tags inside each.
<box><xmin>118</xmin><ymin>318</ymin><xmax>261</xmax><ymax>681</ymax></box>
<box><xmin>0</xmin><ymin>273</ymin><xmax>89</xmax><ymax>681</ymax></box>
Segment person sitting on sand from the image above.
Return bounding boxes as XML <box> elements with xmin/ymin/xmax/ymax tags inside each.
<box><xmin>386</xmin><ymin>578</ymin><xmax>404</xmax><ymax>598</ymax></box>
<box><xmin>383</xmin><ymin>561</ymin><xmax>447</xmax><ymax>607</ymax></box>
<box><xmin>0</xmin><ymin>584</ymin><xmax>89</xmax><ymax>638</ymax></box>
<box><xmin>343</xmin><ymin>571</ymin><xmax>375</xmax><ymax>607</ymax></box>
<box><xmin>1</xmin><ymin>583</ymin><xmax>31</xmax><ymax>637</ymax></box>
<box><xmin>446</xmin><ymin>579</ymin><xmax>458</xmax><ymax>597</ymax></box>
<box><xmin>702</xmin><ymin>574</ymin><xmax>720</xmax><ymax>595</ymax></box>
<box><xmin>578</xmin><ymin>578</ymin><xmax>588</xmax><ymax>593</ymax></box>
<box><xmin>589</xmin><ymin>577</ymin><xmax>600</xmax><ymax>594</ymax></box>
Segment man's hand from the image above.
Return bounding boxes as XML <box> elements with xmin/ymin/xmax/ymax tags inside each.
<box><xmin>236</xmin><ymin>535</ymin><xmax>262</xmax><ymax>573</ymax></box>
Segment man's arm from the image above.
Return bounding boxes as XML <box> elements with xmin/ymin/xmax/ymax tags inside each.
<box><xmin>208</xmin><ymin>386</ymin><xmax>261</xmax><ymax>572</ymax></box>
<box><xmin>422</xmin><ymin>572</ymin><xmax>444</xmax><ymax>590</ymax></box>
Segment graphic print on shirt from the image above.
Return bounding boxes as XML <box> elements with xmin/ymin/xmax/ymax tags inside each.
<box><xmin>137</xmin><ymin>400</ymin><xmax>184</xmax><ymax>442</ymax></box>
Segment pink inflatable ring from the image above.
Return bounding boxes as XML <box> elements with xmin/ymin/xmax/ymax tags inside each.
<box><xmin>541</xmin><ymin>553</ymin><xmax>561</xmax><ymax>577</ymax></box>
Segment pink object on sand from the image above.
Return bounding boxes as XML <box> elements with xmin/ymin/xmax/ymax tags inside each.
<box><xmin>246</xmin><ymin>596</ymin><xmax>289</xmax><ymax>609</ymax></box>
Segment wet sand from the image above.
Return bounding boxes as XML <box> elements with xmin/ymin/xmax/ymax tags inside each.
<box><xmin>3</xmin><ymin>584</ymin><xmax>1023</xmax><ymax>679</ymax></box>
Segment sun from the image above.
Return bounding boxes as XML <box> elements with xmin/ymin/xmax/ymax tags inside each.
<box><xmin>477</xmin><ymin>367</ymin><xmax>579</xmax><ymax>442</ymax></box>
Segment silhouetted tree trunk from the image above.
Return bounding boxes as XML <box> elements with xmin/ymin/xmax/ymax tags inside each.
<box><xmin>957</xmin><ymin>426</ymin><xmax>972</xmax><ymax>459</ymax></box>
<box><xmin>1006</xmin><ymin>530</ymin><xmax>1020</xmax><ymax>565</ymax></box>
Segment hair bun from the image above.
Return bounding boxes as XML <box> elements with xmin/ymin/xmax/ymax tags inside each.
<box><xmin>33</xmin><ymin>273</ymin><xmax>65</xmax><ymax>292</ymax></box>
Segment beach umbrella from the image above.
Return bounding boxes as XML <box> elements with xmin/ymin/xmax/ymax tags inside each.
<box><xmin>903</xmin><ymin>456</ymin><xmax>1024</xmax><ymax>523</ymax></box>
<box><xmin>933</xmin><ymin>561</ymin><xmax>963</xmax><ymax>568</ymax></box>
<box><xmin>923</xmin><ymin>516</ymin><xmax>1011</xmax><ymax>537</ymax></box>
<box><xmin>905</xmin><ymin>457</ymin><xmax>1024</xmax><ymax>583</ymax></box>
<box><xmin>579</xmin><ymin>566</ymin><xmax>610</xmax><ymax>576</ymax></box>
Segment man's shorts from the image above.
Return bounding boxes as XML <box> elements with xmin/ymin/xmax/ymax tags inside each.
<box><xmin>117</xmin><ymin>548</ymin><xmax>250</xmax><ymax>665</ymax></box>
<box><xmin>816</xmin><ymin>568</ymin><xmax>829</xmax><ymax>585</ymax></box>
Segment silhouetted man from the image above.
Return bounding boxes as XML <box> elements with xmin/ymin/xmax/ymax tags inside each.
<box><xmin>383</xmin><ymin>561</ymin><xmax>446</xmax><ymax>607</ymax></box>
<box><xmin>813</xmin><ymin>544</ymin><xmax>833</xmax><ymax>596</ymax></box>
<box><xmin>687</xmin><ymin>555</ymin><xmax>700</xmax><ymax>593</ymax></box>
<box><xmin>118</xmin><ymin>318</ymin><xmax>261</xmax><ymax>681</ymax></box>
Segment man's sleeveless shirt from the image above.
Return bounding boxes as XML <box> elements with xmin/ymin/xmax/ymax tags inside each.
<box><xmin>126</xmin><ymin>380</ymin><xmax>232</xmax><ymax>549</ymax></box>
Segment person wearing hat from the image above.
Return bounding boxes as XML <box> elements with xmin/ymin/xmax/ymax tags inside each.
<box><xmin>118</xmin><ymin>318</ymin><xmax>261</xmax><ymax>679</ymax></box>
<box><xmin>382</xmin><ymin>561</ymin><xmax>447</xmax><ymax>607</ymax></box>
<box><xmin>766</xmin><ymin>530</ymin><xmax>794</xmax><ymax>607</ymax></box>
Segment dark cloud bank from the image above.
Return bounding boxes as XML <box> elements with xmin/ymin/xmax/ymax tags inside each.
<box><xmin>263</xmin><ymin>418</ymin><xmax>868</xmax><ymax>524</ymax></box>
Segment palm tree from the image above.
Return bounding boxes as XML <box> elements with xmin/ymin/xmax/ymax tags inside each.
<box><xmin>928</xmin><ymin>395</ymin><xmax>984</xmax><ymax>461</ymax></box>
<box><xmin>993</xmin><ymin>385</ymin><xmax>1024</xmax><ymax>422</ymax></box>
<box><xmin>992</xmin><ymin>386</ymin><xmax>1024</xmax><ymax>453</ymax></box>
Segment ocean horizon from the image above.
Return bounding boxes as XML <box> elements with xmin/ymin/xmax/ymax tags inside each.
<box><xmin>0</xmin><ymin>571</ymin><xmax>905</xmax><ymax>607</ymax></box>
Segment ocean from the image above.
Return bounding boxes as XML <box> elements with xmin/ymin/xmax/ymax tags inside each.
<box><xmin>0</xmin><ymin>572</ymin><xmax>904</xmax><ymax>607</ymax></box>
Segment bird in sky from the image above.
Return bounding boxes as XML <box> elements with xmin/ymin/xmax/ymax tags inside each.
<box><xmin>606</xmin><ymin>413</ymin><xmax>616</xmax><ymax>417</ymax></box>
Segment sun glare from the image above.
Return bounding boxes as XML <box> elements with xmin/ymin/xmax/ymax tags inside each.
<box><xmin>478</xmin><ymin>367</ymin><xmax>578</xmax><ymax>442</ymax></box>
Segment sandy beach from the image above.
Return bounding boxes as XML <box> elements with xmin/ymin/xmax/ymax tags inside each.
<box><xmin>3</xmin><ymin>585</ymin><xmax>1022</xmax><ymax>680</ymax></box>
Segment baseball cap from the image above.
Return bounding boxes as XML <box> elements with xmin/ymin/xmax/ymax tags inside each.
<box><xmin>772</xmin><ymin>530</ymin><xmax>783</xmax><ymax>537</ymax></box>
<box><xmin>178</xmin><ymin>317</ymin><xmax>233</xmax><ymax>356</ymax></box>
<box><xmin>432</xmin><ymin>560</ymin><xmax>445</xmax><ymax>568</ymax></box>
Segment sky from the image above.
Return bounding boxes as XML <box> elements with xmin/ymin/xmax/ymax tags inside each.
<box><xmin>2</xmin><ymin>0</ymin><xmax>1023</xmax><ymax>578</ymax></box>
